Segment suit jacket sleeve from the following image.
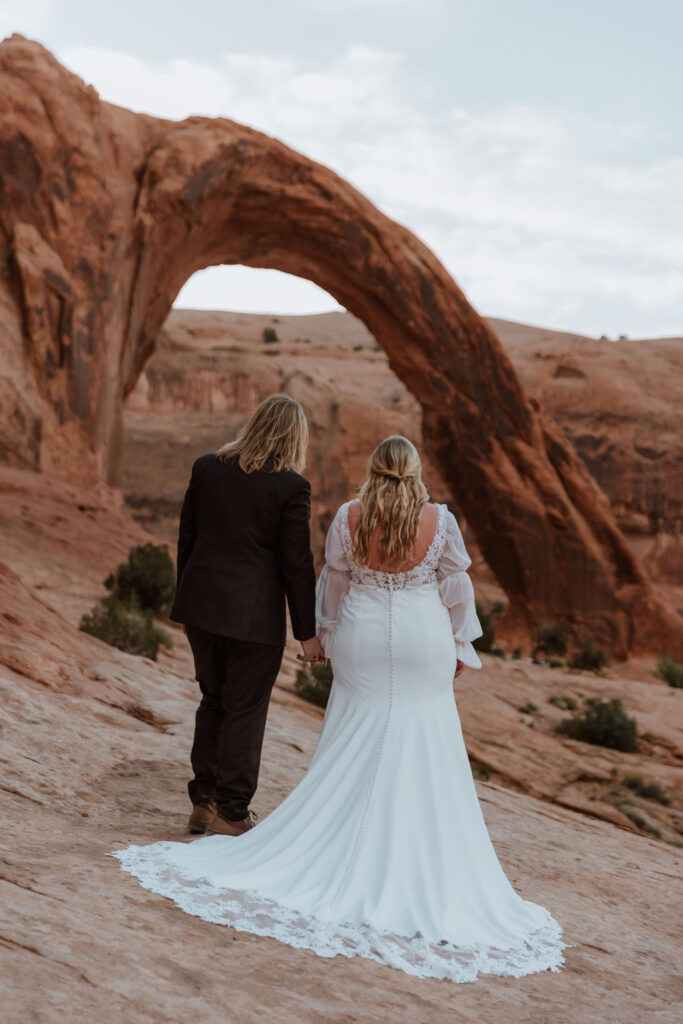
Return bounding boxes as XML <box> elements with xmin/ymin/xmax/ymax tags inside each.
<box><xmin>176</xmin><ymin>458</ymin><xmax>199</xmax><ymax>585</ymax></box>
<box><xmin>278</xmin><ymin>478</ymin><xmax>317</xmax><ymax>641</ymax></box>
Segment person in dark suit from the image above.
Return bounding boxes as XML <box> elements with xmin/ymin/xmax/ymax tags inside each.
<box><xmin>169</xmin><ymin>394</ymin><xmax>324</xmax><ymax>837</ymax></box>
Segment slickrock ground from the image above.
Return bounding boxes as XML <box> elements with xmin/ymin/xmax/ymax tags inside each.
<box><xmin>1</xmin><ymin>464</ymin><xmax>681</xmax><ymax>1022</ymax></box>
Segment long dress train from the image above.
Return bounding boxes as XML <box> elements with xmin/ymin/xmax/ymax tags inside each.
<box><xmin>110</xmin><ymin>501</ymin><xmax>568</xmax><ymax>983</ymax></box>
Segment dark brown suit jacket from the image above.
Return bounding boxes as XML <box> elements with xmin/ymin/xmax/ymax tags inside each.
<box><xmin>169</xmin><ymin>453</ymin><xmax>317</xmax><ymax>645</ymax></box>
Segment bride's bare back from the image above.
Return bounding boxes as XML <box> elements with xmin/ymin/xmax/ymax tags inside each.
<box><xmin>347</xmin><ymin>499</ymin><xmax>439</xmax><ymax>572</ymax></box>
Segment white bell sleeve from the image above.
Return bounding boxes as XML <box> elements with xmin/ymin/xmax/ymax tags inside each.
<box><xmin>437</xmin><ymin>509</ymin><xmax>483</xmax><ymax>669</ymax></box>
<box><xmin>315</xmin><ymin>506</ymin><xmax>351</xmax><ymax>656</ymax></box>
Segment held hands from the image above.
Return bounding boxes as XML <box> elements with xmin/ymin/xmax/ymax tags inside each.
<box><xmin>298</xmin><ymin>636</ymin><xmax>327</xmax><ymax>666</ymax></box>
<box><xmin>454</xmin><ymin>659</ymin><xmax>465</xmax><ymax>679</ymax></box>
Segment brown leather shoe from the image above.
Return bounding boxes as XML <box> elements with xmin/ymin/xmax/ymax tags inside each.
<box><xmin>187</xmin><ymin>799</ymin><xmax>217</xmax><ymax>835</ymax></box>
<box><xmin>209</xmin><ymin>809</ymin><xmax>258</xmax><ymax>836</ymax></box>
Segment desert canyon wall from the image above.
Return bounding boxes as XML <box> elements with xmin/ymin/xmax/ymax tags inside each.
<box><xmin>0</xmin><ymin>35</ymin><xmax>681</xmax><ymax>656</ymax></box>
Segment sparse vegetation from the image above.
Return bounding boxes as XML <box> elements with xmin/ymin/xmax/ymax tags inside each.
<box><xmin>617</xmin><ymin>802</ymin><xmax>661</xmax><ymax>837</ymax></box>
<box><xmin>472</xmin><ymin>603</ymin><xmax>495</xmax><ymax>654</ymax></box>
<box><xmin>548</xmin><ymin>694</ymin><xmax>577</xmax><ymax>711</ymax></box>
<box><xmin>472</xmin><ymin>602</ymin><xmax>506</xmax><ymax>656</ymax></box>
<box><xmin>294</xmin><ymin>661</ymin><xmax>334</xmax><ymax>708</ymax></box>
<box><xmin>547</xmin><ymin>657</ymin><xmax>566</xmax><ymax>668</ymax></box>
<box><xmin>469</xmin><ymin>759</ymin><xmax>491</xmax><ymax>781</ymax></box>
<box><xmin>556</xmin><ymin>696</ymin><xmax>637</xmax><ymax>752</ymax></box>
<box><xmin>105</xmin><ymin>542</ymin><xmax>175</xmax><ymax>616</ymax></box>
<box><xmin>622</xmin><ymin>773</ymin><xmax>671</xmax><ymax>805</ymax></box>
<box><xmin>655</xmin><ymin>654</ymin><xmax>683</xmax><ymax>688</ymax></box>
<box><xmin>512</xmin><ymin>647</ymin><xmax>522</xmax><ymax>659</ymax></box>
<box><xmin>262</xmin><ymin>327</ymin><xmax>279</xmax><ymax>344</ymax></box>
<box><xmin>569</xmin><ymin>638</ymin><xmax>608</xmax><ymax>673</ymax></box>
<box><xmin>518</xmin><ymin>701</ymin><xmax>539</xmax><ymax>714</ymax></box>
<box><xmin>533</xmin><ymin>620</ymin><xmax>568</xmax><ymax>657</ymax></box>
<box><xmin>79</xmin><ymin>595</ymin><xmax>172</xmax><ymax>660</ymax></box>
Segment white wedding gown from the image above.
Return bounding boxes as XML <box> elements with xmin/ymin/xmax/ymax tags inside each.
<box><xmin>111</xmin><ymin>501</ymin><xmax>567</xmax><ymax>983</ymax></box>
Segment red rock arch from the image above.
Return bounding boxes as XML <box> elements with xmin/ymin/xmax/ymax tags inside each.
<box><xmin>1</xmin><ymin>36</ymin><xmax>680</xmax><ymax>657</ymax></box>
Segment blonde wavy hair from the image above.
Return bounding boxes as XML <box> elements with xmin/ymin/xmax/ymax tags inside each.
<box><xmin>353</xmin><ymin>436</ymin><xmax>430</xmax><ymax>569</ymax></box>
<box><xmin>216</xmin><ymin>394</ymin><xmax>308</xmax><ymax>474</ymax></box>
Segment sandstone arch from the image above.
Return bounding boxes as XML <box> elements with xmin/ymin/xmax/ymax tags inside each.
<box><xmin>1</xmin><ymin>36</ymin><xmax>680</xmax><ymax>658</ymax></box>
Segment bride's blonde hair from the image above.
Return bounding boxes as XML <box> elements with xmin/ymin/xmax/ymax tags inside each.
<box><xmin>216</xmin><ymin>394</ymin><xmax>308</xmax><ymax>473</ymax></box>
<box><xmin>353</xmin><ymin>436</ymin><xmax>430</xmax><ymax>568</ymax></box>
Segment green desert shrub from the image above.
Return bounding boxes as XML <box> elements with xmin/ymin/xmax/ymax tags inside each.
<box><xmin>80</xmin><ymin>595</ymin><xmax>172</xmax><ymax>661</ymax></box>
<box><xmin>569</xmin><ymin>638</ymin><xmax>608</xmax><ymax>673</ymax></box>
<box><xmin>262</xmin><ymin>327</ymin><xmax>278</xmax><ymax>344</ymax></box>
<box><xmin>105</xmin><ymin>543</ymin><xmax>175</xmax><ymax>616</ymax></box>
<box><xmin>469</xmin><ymin>759</ymin><xmax>491</xmax><ymax>781</ymax></box>
<box><xmin>295</xmin><ymin>661</ymin><xmax>334</xmax><ymax>708</ymax></box>
<box><xmin>617</xmin><ymin>802</ymin><xmax>661</xmax><ymax>837</ymax></box>
<box><xmin>534</xmin><ymin>620</ymin><xmax>568</xmax><ymax>657</ymax></box>
<box><xmin>473</xmin><ymin>603</ymin><xmax>498</xmax><ymax>655</ymax></box>
<box><xmin>655</xmin><ymin>654</ymin><xmax>683</xmax><ymax>688</ymax></box>
<box><xmin>547</xmin><ymin>657</ymin><xmax>566</xmax><ymax>668</ymax></box>
<box><xmin>518</xmin><ymin>701</ymin><xmax>539</xmax><ymax>714</ymax></box>
<box><xmin>512</xmin><ymin>647</ymin><xmax>522</xmax><ymax>660</ymax></box>
<box><xmin>548</xmin><ymin>694</ymin><xmax>578</xmax><ymax>711</ymax></box>
<box><xmin>556</xmin><ymin>696</ymin><xmax>637</xmax><ymax>752</ymax></box>
<box><xmin>622</xmin><ymin>773</ymin><xmax>671</xmax><ymax>805</ymax></box>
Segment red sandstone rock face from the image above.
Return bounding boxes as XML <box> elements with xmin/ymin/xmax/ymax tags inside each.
<box><xmin>0</xmin><ymin>35</ymin><xmax>680</xmax><ymax>657</ymax></box>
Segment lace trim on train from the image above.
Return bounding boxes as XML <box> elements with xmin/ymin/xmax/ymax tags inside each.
<box><xmin>340</xmin><ymin>502</ymin><xmax>448</xmax><ymax>591</ymax></box>
<box><xmin>110</xmin><ymin>846</ymin><xmax>569</xmax><ymax>983</ymax></box>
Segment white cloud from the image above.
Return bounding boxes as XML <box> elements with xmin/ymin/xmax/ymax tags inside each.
<box><xmin>0</xmin><ymin>0</ymin><xmax>55</xmax><ymax>41</ymax></box>
<box><xmin>58</xmin><ymin>41</ymin><xmax>683</xmax><ymax>336</ymax></box>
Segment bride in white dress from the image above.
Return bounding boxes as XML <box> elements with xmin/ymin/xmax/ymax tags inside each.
<box><xmin>111</xmin><ymin>436</ymin><xmax>567</xmax><ymax>983</ymax></box>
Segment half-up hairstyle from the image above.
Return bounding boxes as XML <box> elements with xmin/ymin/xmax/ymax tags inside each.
<box><xmin>353</xmin><ymin>436</ymin><xmax>430</xmax><ymax>569</ymax></box>
<box><xmin>216</xmin><ymin>394</ymin><xmax>308</xmax><ymax>474</ymax></box>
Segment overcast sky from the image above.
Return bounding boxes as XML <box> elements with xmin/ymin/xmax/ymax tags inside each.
<box><xmin>3</xmin><ymin>0</ymin><xmax>682</xmax><ymax>337</ymax></box>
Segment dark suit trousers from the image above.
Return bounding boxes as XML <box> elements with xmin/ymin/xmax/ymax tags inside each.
<box><xmin>185</xmin><ymin>624</ymin><xmax>284</xmax><ymax>820</ymax></box>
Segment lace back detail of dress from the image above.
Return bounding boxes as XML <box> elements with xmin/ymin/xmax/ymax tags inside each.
<box><xmin>339</xmin><ymin>502</ymin><xmax>448</xmax><ymax>590</ymax></box>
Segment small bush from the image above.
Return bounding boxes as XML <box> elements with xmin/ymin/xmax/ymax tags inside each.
<box><xmin>534</xmin><ymin>620</ymin><xmax>568</xmax><ymax>656</ymax></box>
<box><xmin>262</xmin><ymin>327</ymin><xmax>278</xmax><ymax>344</ymax></box>
<box><xmin>548</xmin><ymin>657</ymin><xmax>566</xmax><ymax>668</ymax></box>
<box><xmin>569</xmin><ymin>638</ymin><xmax>608</xmax><ymax>673</ymax></box>
<box><xmin>470</xmin><ymin>759</ymin><xmax>491</xmax><ymax>781</ymax></box>
<box><xmin>548</xmin><ymin>694</ymin><xmax>577</xmax><ymax>711</ymax></box>
<box><xmin>556</xmin><ymin>696</ymin><xmax>637</xmax><ymax>752</ymax></box>
<box><xmin>518</xmin><ymin>701</ymin><xmax>539</xmax><ymax>714</ymax></box>
<box><xmin>473</xmin><ymin>603</ymin><xmax>497</xmax><ymax>654</ymax></box>
<box><xmin>80</xmin><ymin>596</ymin><xmax>172</xmax><ymax>660</ymax></box>
<box><xmin>512</xmin><ymin>647</ymin><xmax>522</xmax><ymax>660</ymax></box>
<box><xmin>617</xmin><ymin>802</ymin><xmax>661</xmax><ymax>837</ymax></box>
<box><xmin>294</xmin><ymin>661</ymin><xmax>334</xmax><ymax>708</ymax></box>
<box><xmin>105</xmin><ymin>543</ymin><xmax>175</xmax><ymax>616</ymax></box>
<box><xmin>622</xmin><ymin>773</ymin><xmax>671</xmax><ymax>805</ymax></box>
<box><xmin>655</xmin><ymin>654</ymin><xmax>683</xmax><ymax>688</ymax></box>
